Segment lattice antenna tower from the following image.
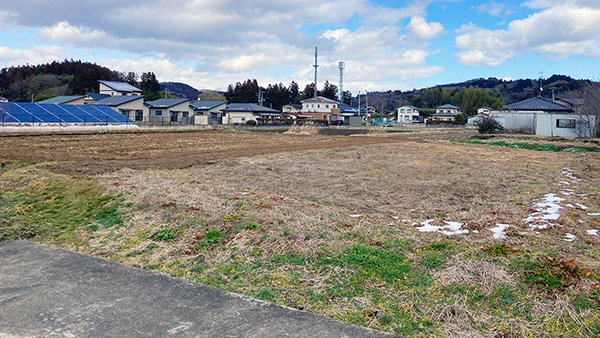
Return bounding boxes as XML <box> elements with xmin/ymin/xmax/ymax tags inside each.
<box><xmin>338</xmin><ymin>61</ymin><xmax>345</xmax><ymax>104</ymax></box>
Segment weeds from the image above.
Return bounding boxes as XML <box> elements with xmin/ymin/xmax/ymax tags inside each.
<box><xmin>520</xmin><ymin>257</ymin><xmax>592</xmax><ymax>290</ymax></box>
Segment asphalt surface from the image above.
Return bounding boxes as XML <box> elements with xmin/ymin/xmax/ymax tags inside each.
<box><xmin>0</xmin><ymin>241</ymin><xmax>399</xmax><ymax>338</ymax></box>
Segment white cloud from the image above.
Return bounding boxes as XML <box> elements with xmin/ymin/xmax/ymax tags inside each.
<box><xmin>407</xmin><ymin>16</ymin><xmax>444</xmax><ymax>39</ymax></box>
<box><xmin>473</xmin><ymin>1</ymin><xmax>509</xmax><ymax>16</ymax></box>
<box><xmin>455</xmin><ymin>3</ymin><xmax>600</xmax><ymax>66</ymax></box>
<box><xmin>0</xmin><ymin>46</ymin><xmax>68</xmax><ymax>67</ymax></box>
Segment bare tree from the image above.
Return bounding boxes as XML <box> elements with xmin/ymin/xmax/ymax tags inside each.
<box><xmin>565</xmin><ymin>81</ymin><xmax>600</xmax><ymax>137</ymax></box>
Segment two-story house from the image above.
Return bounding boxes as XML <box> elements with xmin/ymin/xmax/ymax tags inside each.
<box><xmin>300</xmin><ymin>96</ymin><xmax>340</xmax><ymax>123</ymax></box>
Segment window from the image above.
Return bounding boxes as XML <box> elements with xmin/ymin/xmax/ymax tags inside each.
<box><xmin>400</xmin><ymin>109</ymin><xmax>405</xmax><ymax>113</ymax></box>
<box><xmin>317</xmin><ymin>104</ymin><xmax>320</xmax><ymax>108</ymax></box>
<box><xmin>404</xmin><ymin>116</ymin><xmax>410</xmax><ymax>121</ymax></box>
<box><xmin>155</xmin><ymin>110</ymin><xmax>162</xmax><ymax>116</ymax></box>
<box><xmin>556</xmin><ymin>119</ymin><xmax>576</xmax><ymax>128</ymax></box>
<box><xmin>312</xmin><ymin>104</ymin><xmax>314</xmax><ymax>108</ymax></box>
<box><xmin>325</xmin><ymin>105</ymin><xmax>328</xmax><ymax>108</ymax></box>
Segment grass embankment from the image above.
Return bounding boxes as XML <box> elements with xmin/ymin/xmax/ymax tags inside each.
<box><xmin>2</xmin><ymin>137</ymin><xmax>600</xmax><ymax>337</ymax></box>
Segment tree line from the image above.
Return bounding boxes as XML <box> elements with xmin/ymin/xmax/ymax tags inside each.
<box><xmin>224</xmin><ymin>79</ymin><xmax>352</xmax><ymax>111</ymax></box>
<box><xmin>0</xmin><ymin>60</ymin><xmax>167</xmax><ymax>102</ymax></box>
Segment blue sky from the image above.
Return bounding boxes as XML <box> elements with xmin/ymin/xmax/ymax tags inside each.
<box><xmin>1</xmin><ymin>0</ymin><xmax>599</xmax><ymax>93</ymax></box>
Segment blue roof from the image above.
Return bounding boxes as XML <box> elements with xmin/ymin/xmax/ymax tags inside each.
<box><xmin>436</xmin><ymin>104</ymin><xmax>460</xmax><ymax>109</ymax></box>
<box><xmin>86</xmin><ymin>93</ymin><xmax>111</xmax><ymax>101</ymax></box>
<box><xmin>190</xmin><ymin>101</ymin><xmax>228</xmax><ymax>110</ymax></box>
<box><xmin>88</xmin><ymin>95</ymin><xmax>144</xmax><ymax>106</ymax></box>
<box><xmin>503</xmin><ymin>96</ymin><xmax>573</xmax><ymax>112</ymax></box>
<box><xmin>222</xmin><ymin>103</ymin><xmax>280</xmax><ymax>113</ymax></box>
<box><xmin>145</xmin><ymin>98</ymin><xmax>191</xmax><ymax>108</ymax></box>
<box><xmin>98</xmin><ymin>80</ymin><xmax>142</xmax><ymax>93</ymax></box>
<box><xmin>37</xmin><ymin>96</ymin><xmax>85</xmax><ymax>104</ymax></box>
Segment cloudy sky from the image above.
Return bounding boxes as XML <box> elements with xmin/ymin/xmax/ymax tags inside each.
<box><xmin>1</xmin><ymin>0</ymin><xmax>600</xmax><ymax>93</ymax></box>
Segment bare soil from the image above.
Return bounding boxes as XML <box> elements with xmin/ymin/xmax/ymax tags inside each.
<box><xmin>0</xmin><ymin>130</ymin><xmax>408</xmax><ymax>175</ymax></box>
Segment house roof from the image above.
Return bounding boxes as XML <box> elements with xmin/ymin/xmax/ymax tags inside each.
<box><xmin>436</xmin><ymin>104</ymin><xmax>460</xmax><ymax>109</ymax></box>
<box><xmin>190</xmin><ymin>101</ymin><xmax>227</xmax><ymax>110</ymax></box>
<box><xmin>37</xmin><ymin>95</ymin><xmax>85</xmax><ymax>104</ymax></box>
<box><xmin>98</xmin><ymin>80</ymin><xmax>142</xmax><ymax>93</ymax></box>
<box><xmin>282</xmin><ymin>104</ymin><xmax>302</xmax><ymax>109</ymax></box>
<box><xmin>86</xmin><ymin>92</ymin><xmax>111</xmax><ymax>101</ymax></box>
<box><xmin>398</xmin><ymin>105</ymin><xmax>419</xmax><ymax>109</ymax></box>
<box><xmin>432</xmin><ymin>112</ymin><xmax>458</xmax><ymax>117</ymax></box>
<box><xmin>556</xmin><ymin>97</ymin><xmax>584</xmax><ymax>107</ymax></box>
<box><xmin>479</xmin><ymin>106</ymin><xmax>493</xmax><ymax>110</ymax></box>
<box><xmin>300</xmin><ymin>96</ymin><xmax>340</xmax><ymax>104</ymax></box>
<box><xmin>145</xmin><ymin>98</ymin><xmax>191</xmax><ymax>108</ymax></box>
<box><xmin>88</xmin><ymin>95</ymin><xmax>145</xmax><ymax>106</ymax></box>
<box><xmin>503</xmin><ymin>96</ymin><xmax>573</xmax><ymax>112</ymax></box>
<box><xmin>222</xmin><ymin>103</ymin><xmax>280</xmax><ymax>113</ymax></box>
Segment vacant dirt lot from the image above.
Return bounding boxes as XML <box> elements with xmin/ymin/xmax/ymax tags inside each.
<box><xmin>0</xmin><ymin>130</ymin><xmax>407</xmax><ymax>175</ymax></box>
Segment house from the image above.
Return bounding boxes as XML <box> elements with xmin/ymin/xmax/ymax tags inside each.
<box><xmin>490</xmin><ymin>96</ymin><xmax>595</xmax><ymax>137</ymax></box>
<box><xmin>396</xmin><ymin>105</ymin><xmax>420</xmax><ymax>123</ymax></box>
<box><xmin>300</xmin><ymin>96</ymin><xmax>341</xmax><ymax>123</ymax></box>
<box><xmin>477</xmin><ymin>106</ymin><xmax>493</xmax><ymax>114</ymax></box>
<box><xmin>467</xmin><ymin>113</ymin><xmax>489</xmax><ymax>125</ymax></box>
<box><xmin>88</xmin><ymin>95</ymin><xmax>148</xmax><ymax>122</ymax></box>
<box><xmin>98</xmin><ymin>80</ymin><xmax>142</xmax><ymax>96</ymax></box>
<box><xmin>432</xmin><ymin>104</ymin><xmax>460</xmax><ymax>121</ymax></box>
<box><xmin>554</xmin><ymin>97</ymin><xmax>584</xmax><ymax>113</ymax></box>
<box><xmin>282</xmin><ymin>104</ymin><xmax>302</xmax><ymax>114</ymax></box>
<box><xmin>84</xmin><ymin>92</ymin><xmax>111</xmax><ymax>104</ymax></box>
<box><xmin>37</xmin><ymin>95</ymin><xmax>86</xmax><ymax>105</ymax></box>
<box><xmin>0</xmin><ymin>96</ymin><xmax>7</xmax><ymax>102</ymax></box>
<box><xmin>190</xmin><ymin>101</ymin><xmax>228</xmax><ymax>125</ymax></box>
<box><xmin>145</xmin><ymin>98</ymin><xmax>193</xmax><ymax>124</ymax></box>
<box><xmin>221</xmin><ymin>103</ymin><xmax>280</xmax><ymax>124</ymax></box>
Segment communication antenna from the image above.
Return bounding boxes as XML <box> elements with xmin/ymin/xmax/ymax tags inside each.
<box><xmin>338</xmin><ymin>61</ymin><xmax>345</xmax><ymax>104</ymax></box>
<box><xmin>538</xmin><ymin>71</ymin><xmax>546</xmax><ymax>95</ymax></box>
<box><xmin>313</xmin><ymin>47</ymin><xmax>319</xmax><ymax>98</ymax></box>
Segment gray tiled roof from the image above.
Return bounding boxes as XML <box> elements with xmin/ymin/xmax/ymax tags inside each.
<box><xmin>88</xmin><ymin>95</ymin><xmax>145</xmax><ymax>106</ymax></box>
<box><xmin>86</xmin><ymin>93</ymin><xmax>111</xmax><ymax>101</ymax></box>
<box><xmin>145</xmin><ymin>98</ymin><xmax>191</xmax><ymax>108</ymax></box>
<box><xmin>300</xmin><ymin>96</ymin><xmax>339</xmax><ymax>104</ymax></box>
<box><xmin>503</xmin><ymin>96</ymin><xmax>573</xmax><ymax>112</ymax></box>
<box><xmin>556</xmin><ymin>97</ymin><xmax>584</xmax><ymax>107</ymax></box>
<box><xmin>37</xmin><ymin>95</ymin><xmax>85</xmax><ymax>104</ymax></box>
<box><xmin>98</xmin><ymin>80</ymin><xmax>142</xmax><ymax>93</ymax></box>
<box><xmin>432</xmin><ymin>112</ymin><xmax>458</xmax><ymax>117</ymax></box>
<box><xmin>190</xmin><ymin>101</ymin><xmax>228</xmax><ymax>110</ymax></box>
<box><xmin>222</xmin><ymin>103</ymin><xmax>280</xmax><ymax>113</ymax></box>
<box><xmin>436</xmin><ymin>104</ymin><xmax>460</xmax><ymax>109</ymax></box>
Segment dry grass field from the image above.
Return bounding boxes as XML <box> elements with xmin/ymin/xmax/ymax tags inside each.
<box><xmin>1</xmin><ymin>127</ymin><xmax>600</xmax><ymax>337</ymax></box>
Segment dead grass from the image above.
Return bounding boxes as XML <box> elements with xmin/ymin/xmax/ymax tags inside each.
<box><xmin>284</xmin><ymin>124</ymin><xmax>320</xmax><ymax>135</ymax></box>
<box><xmin>3</xmin><ymin>130</ymin><xmax>600</xmax><ymax>337</ymax></box>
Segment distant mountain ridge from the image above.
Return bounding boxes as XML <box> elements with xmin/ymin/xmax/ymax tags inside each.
<box><xmin>160</xmin><ymin>82</ymin><xmax>202</xmax><ymax>100</ymax></box>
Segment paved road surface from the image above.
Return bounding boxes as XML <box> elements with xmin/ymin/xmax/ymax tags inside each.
<box><xmin>0</xmin><ymin>241</ymin><xmax>399</xmax><ymax>338</ymax></box>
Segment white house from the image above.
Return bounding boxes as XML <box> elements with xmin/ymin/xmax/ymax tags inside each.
<box><xmin>396</xmin><ymin>105</ymin><xmax>420</xmax><ymax>123</ymax></box>
<box><xmin>88</xmin><ymin>95</ymin><xmax>148</xmax><ymax>122</ymax></box>
<box><xmin>490</xmin><ymin>96</ymin><xmax>595</xmax><ymax>137</ymax></box>
<box><xmin>432</xmin><ymin>104</ymin><xmax>460</xmax><ymax>121</ymax></box>
<box><xmin>300</xmin><ymin>96</ymin><xmax>340</xmax><ymax>122</ymax></box>
<box><xmin>145</xmin><ymin>98</ymin><xmax>193</xmax><ymax>124</ymax></box>
<box><xmin>221</xmin><ymin>103</ymin><xmax>280</xmax><ymax>124</ymax></box>
<box><xmin>98</xmin><ymin>80</ymin><xmax>142</xmax><ymax>96</ymax></box>
<box><xmin>190</xmin><ymin>101</ymin><xmax>228</xmax><ymax>125</ymax></box>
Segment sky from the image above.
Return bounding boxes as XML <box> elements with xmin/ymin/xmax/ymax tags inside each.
<box><xmin>1</xmin><ymin>0</ymin><xmax>600</xmax><ymax>93</ymax></box>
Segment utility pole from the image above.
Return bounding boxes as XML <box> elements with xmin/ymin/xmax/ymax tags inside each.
<box><xmin>365</xmin><ymin>91</ymin><xmax>368</xmax><ymax>115</ymax></box>
<box><xmin>538</xmin><ymin>71</ymin><xmax>545</xmax><ymax>96</ymax></box>
<box><xmin>357</xmin><ymin>91</ymin><xmax>361</xmax><ymax>115</ymax></box>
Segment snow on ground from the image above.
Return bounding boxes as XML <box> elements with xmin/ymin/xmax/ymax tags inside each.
<box><xmin>414</xmin><ymin>220</ymin><xmax>469</xmax><ymax>236</ymax></box>
<box><xmin>523</xmin><ymin>193</ymin><xmax>564</xmax><ymax>229</ymax></box>
<box><xmin>587</xmin><ymin>230</ymin><xmax>598</xmax><ymax>236</ymax></box>
<box><xmin>564</xmin><ymin>233</ymin><xmax>577</xmax><ymax>242</ymax></box>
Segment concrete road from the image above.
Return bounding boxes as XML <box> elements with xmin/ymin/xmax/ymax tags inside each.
<box><xmin>0</xmin><ymin>241</ymin><xmax>399</xmax><ymax>338</ymax></box>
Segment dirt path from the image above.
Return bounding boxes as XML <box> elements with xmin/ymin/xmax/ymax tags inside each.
<box><xmin>0</xmin><ymin>130</ymin><xmax>407</xmax><ymax>175</ymax></box>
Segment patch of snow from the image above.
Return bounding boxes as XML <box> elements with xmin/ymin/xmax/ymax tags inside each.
<box><xmin>576</xmin><ymin>203</ymin><xmax>588</xmax><ymax>210</ymax></box>
<box><xmin>587</xmin><ymin>230</ymin><xmax>598</xmax><ymax>236</ymax></box>
<box><xmin>489</xmin><ymin>223</ymin><xmax>510</xmax><ymax>239</ymax></box>
<box><xmin>560</xmin><ymin>190</ymin><xmax>574</xmax><ymax>196</ymax></box>
<box><xmin>564</xmin><ymin>233</ymin><xmax>576</xmax><ymax>242</ymax></box>
<box><xmin>589</xmin><ymin>213</ymin><xmax>600</xmax><ymax>216</ymax></box>
<box><xmin>240</xmin><ymin>192</ymin><xmax>250</xmax><ymax>195</ymax></box>
<box><xmin>414</xmin><ymin>220</ymin><xmax>469</xmax><ymax>236</ymax></box>
<box><xmin>561</xmin><ymin>181</ymin><xmax>571</xmax><ymax>185</ymax></box>
<box><xmin>524</xmin><ymin>193</ymin><xmax>564</xmax><ymax>228</ymax></box>
<box><xmin>349</xmin><ymin>214</ymin><xmax>362</xmax><ymax>218</ymax></box>
<box><xmin>392</xmin><ymin>216</ymin><xmax>399</xmax><ymax>220</ymax></box>
<box><xmin>566</xmin><ymin>204</ymin><xmax>575</xmax><ymax>208</ymax></box>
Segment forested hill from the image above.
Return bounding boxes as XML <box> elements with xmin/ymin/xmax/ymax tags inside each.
<box><xmin>0</xmin><ymin>60</ymin><xmax>122</xmax><ymax>102</ymax></box>
<box><xmin>363</xmin><ymin>75</ymin><xmax>591</xmax><ymax>115</ymax></box>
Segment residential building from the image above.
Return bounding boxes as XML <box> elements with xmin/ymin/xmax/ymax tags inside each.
<box><xmin>145</xmin><ymin>98</ymin><xmax>193</xmax><ymax>124</ymax></box>
<box><xmin>490</xmin><ymin>96</ymin><xmax>595</xmax><ymax>137</ymax></box>
<box><xmin>190</xmin><ymin>101</ymin><xmax>228</xmax><ymax>125</ymax></box>
<box><xmin>0</xmin><ymin>96</ymin><xmax>7</xmax><ymax>102</ymax></box>
<box><xmin>221</xmin><ymin>103</ymin><xmax>280</xmax><ymax>124</ymax></box>
<box><xmin>98</xmin><ymin>80</ymin><xmax>142</xmax><ymax>96</ymax></box>
<box><xmin>88</xmin><ymin>95</ymin><xmax>147</xmax><ymax>122</ymax></box>
<box><xmin>396</xmin><ymin>105</ymin><xmax>420</xmax><ymax>123</ymax></box>
<box><xmin>37</xmin><ymin>95</ymin><xmax>86</xmax><ymax>105</ymax></box>
<box><xmin>300</xmin><ymin>96</ymin><xmax>340</xmax><ymax>123</ymax></box>
<box><xmin>432</xmin><ymin>104</ymin><xmax>460</xmax><ymax>121</ymax></box>
<box><xmin>477</xmin><ymin>106</ymin><xmax>493</xmax><ymax>114</ymax></box>
<box><xmin>282</xmin><ymin>104</ymin><xmax>302</xmax><ymax>114</ymax></box>
<box><xmin>84</xmin><ymin>92</ymin><xmax>111</xmax><ymax>104</ymax></box>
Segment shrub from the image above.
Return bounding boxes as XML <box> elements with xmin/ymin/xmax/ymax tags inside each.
<box><xmin>246</xmin><ymin>119</ymin><xmax>257</xmax><ymax>126</ymax></box>
<box><xmin>477</xmin><ymin>117</ymin><xmax>504</xmax><ymax>134</ymax></box>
